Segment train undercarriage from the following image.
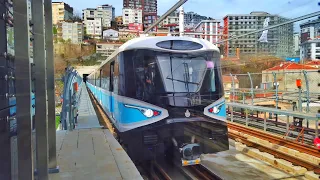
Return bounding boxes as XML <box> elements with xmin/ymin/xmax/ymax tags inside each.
<box><xmin>117</xmin><ymin>120</ymin><xmax>229</xmax><ymax>166</ymax></box>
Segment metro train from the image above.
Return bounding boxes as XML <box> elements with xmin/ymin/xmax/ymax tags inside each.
<box><xmin>86</xmin><ymin>36</ymin><xmax>229</xmax><ymax>166</ymax></box>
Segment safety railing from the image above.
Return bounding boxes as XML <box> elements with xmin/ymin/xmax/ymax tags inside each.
<box><xmin>58</xmin><ymin>66</ymin><xmax>83</xmax><ymax>130</ymax></box>
<box><xmin>225</xmin><ymin>70</ymin><xmax>320</xmax><ymax>114</ymax></box>
<box><xmin>226</xmin><ymin>102</ymin><xmax>320</xmax><ymax>145</ymax></box>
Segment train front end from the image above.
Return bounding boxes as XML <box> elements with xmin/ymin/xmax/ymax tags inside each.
<box><xmin>118</xmin><ymin>37</ymin><xmax>229</xmax><ymax>165</ymax></box>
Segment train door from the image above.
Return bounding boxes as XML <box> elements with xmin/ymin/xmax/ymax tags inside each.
<box><xmin>110</xmin><ymin>61</ymin><xmax>115</xmax><ymax>119</ymax></box>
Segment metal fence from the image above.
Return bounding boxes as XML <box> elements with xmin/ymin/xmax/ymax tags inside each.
<box><xmin>0</xmin><ymin>0</ymin><xmax>58</xmax><ymax>179</ymax></box>
<box><xmin>225</xmin><ymin>70</ymin><xmax>320</xmax><ymax>114</ymax></box>
<box><xmin>57</xmin><ymin>66</ymin><xmax>83</xmax><ymax>131</ymax></box>
<box><xmin>227</xmin><ymin>102</ymin><xmax>319</xmax><ymax>145</ymax></box>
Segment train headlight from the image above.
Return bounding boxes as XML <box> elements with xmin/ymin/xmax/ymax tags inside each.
<box><xmin>124</xmin><ymin>104</ymin><xmax>161</xmax><ymax>118</ymax></box>
<box><xmin>143</xmin><ymin>109</ymin><xmax>154</xmax><ymax>118</ymax></box>
<box><xmin>208</xmin><ymin>106</ymin><xmax>220</xmax><ymax>114</ymax></box>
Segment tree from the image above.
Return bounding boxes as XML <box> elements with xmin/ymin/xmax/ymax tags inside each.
<box><xmin>53</xmin><ymin>26</ymin><xmax>58</xmax><ymax>35</ymax></box>
<box><xmin>222</xmin><ymin>54</ymin><xmax>283</xmax><ymax>75</ymax></box>
<box><xmin>58</xmin><ymin>38</ymin><xmax>65</xmax><ymax>43</ymax></box>
<box><xmin>71</xmin><ymin>10</ymin><xmax>82</xmax><ymax>21</ymax></box>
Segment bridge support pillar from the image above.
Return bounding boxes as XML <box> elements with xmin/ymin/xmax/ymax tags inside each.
<box><xmin>13</xmin><ymin>0</ymin><xmax>34</xmax><ymax>179</ymax></box>
<box><xmin>44</xmin><ymin>0</ymin><xmax>58</xmax><ymax>173</ymax></box>
<box><xmin>32</xmin><ymin>0</ymin><xmax>50</xmax><ymax>178</ymax></box>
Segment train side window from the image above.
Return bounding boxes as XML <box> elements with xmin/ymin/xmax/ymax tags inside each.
<box><xmin>96</xmin><ymin>71</ymin><xmax>100</xmax><ymax>87</ymax></box>
<box><xmin>110</xmin><ymin>61</ymin><xmax>114</xmax><ymax>92</ymax></box>
<box><xmin>101</xmin><ymin>63</ymin><xmax>110</xmax><ymax>90</ymax></box>
<box><xmin>113</xmin><ymin>57</ymin><xmax>119</xmax><ymax>94</ymax></box>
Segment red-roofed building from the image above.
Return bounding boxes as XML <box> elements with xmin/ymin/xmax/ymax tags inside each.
<box><xmin>305</xmin><ymin>60</ymin><xmax>320</xmax><ymax>68</ymax></box>
<box><xmin>262</xmin><ymin>62</ymin><xmax>318</xmax><ymax>92</ymax></box>
<box><xmin>222</xmin><ymin>75</ymin><xmax>239</xmax><ymax>91</ymax></box>
<box><xmin>222</xmin><ymin>75</ymin><xmax>239</xmax><ymax>100</ymax></box>
<box><xmin>265</xmin><ymin>62</ymin><xmax>318</xmax><ymax>71</ymax></box>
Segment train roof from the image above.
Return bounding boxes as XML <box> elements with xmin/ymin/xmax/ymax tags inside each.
<box><xmin>91</xmin><ymin>36</ymin><xmax>220</xmax><ymax>76</ymax></box>
<box><xmin>119</xmin><ymin>36</ymin><xmax>220</xmax><ymax>52</ymax></box>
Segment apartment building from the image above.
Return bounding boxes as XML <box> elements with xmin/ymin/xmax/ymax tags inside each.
<box><xmin>184</xmin><ymin>12</ymin><xmax>210</xmax><ymax>28</ymax></box>
<box><xmin>86</xmin><ymin>17</ymin><xmax>102</xmax><ymax>39</ymax></box>
<box><xmin>52</xmin><ymin>2</ymin><xmax>73</xmax><ymax>24</ymax></box>
<box><xmin>300</xmin><ymin>18</ymin><xmax>320</xmax><ymax>61</ymax></box>
<box><xmin>223</xmin><ymin>11</ymin><xmax>294</xmax><ymax>58</ymax></box>
<box><xmin>96</xmin><ymin>42</ymin><xmax>123</xmax><ymax>58</ymax></box>
<box><xmin>83</xmin><ymin>4</ymin><xmax>115</xmax><ymax>28</ymax></box>
<box><xmin>57</xmin><ymin>21</ymin><xmax>83</xmax><ymax>44</ymax></box>
<box><xmin>122</xmin><ymin>8</ymin><xmax>143</xmax><ymax>25</ymax></box>
<box><xmin>293</xmin><ymin>33</ymin><xmax>300</xmax><ymax>56</ymax></box>
<box><xmin>102</xmin><ymin>29</ymin><xmax>119</xmax><ymax>40</ymax></box>
<box><xmin>160</xmin><ymin>11</ymin><xmax>179</xmax><ymax>30</ymax></box>
<box><xmin>123</xmin><ymin>0</ymin><xmax>157</xmax><ymax>31</ymax></box>
<box><xmin>193</xmin><ymin>20</ymin><xmax>222</xmax><ymax>45</ymax></box>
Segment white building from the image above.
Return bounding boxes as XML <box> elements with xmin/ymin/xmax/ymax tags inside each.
<box><xmin>86</xmin><ymin>17</ymin><xmax>102</xmax><ymax>39</ymax></box>
<box><xmin>96</xmin><ymin>42</ymin><xmax>123</xmax><ymax>58</ymax></box>
<box><xmin>102</xmin><ymin>29</ymin><xmax>119</xmax><ymax>40</ymax></box>
<box><xmin>122</xmin><ymin>8</ymin><xmax>143</xmax><ymax>25</ymax></box>
<box><xmin>52</xmin><ymin>2</ymin><xmax>73</xmax><ymax>25</ymax></box>
<box><xmin>293</xmin><ymin>33</ymin><xmax>300</xmax><ymax>56</ymax></box>
<box><xmin>58</xmin><ymin>21</ymin><xmax>84</xmax><ymax>44</ymax></box>
<box><xmin>83</xmin><ymin>4</ymin><xmax>115</xmax><ymax>28</ymax></box>
<box><xmin>300</xmin><ymin>18</ymin><xmax>320</xmax><ymax>60</ymax></box>
<box><xmin>193</xmin><ymin>20</ymin><xmax>221</xmax><ymax>45</ymax></box>
<box><xmin>300</xmin><ymin>40</ymin><xmax>320</xmax><ymax>60</ymax></box>
<box><xmin>160</xmin><ymin>11</ymin><xmax>179</xmax><ymax>26</ymax></box>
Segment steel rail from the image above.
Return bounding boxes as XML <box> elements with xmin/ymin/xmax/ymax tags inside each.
<box><xmin>152</xmin><ymin>161</ymin><xmax>172</xmax><ymax>180</ymax></box>
<box><xmin>184</xmin><ymin>165</ymin><xmax>221</xmax><ymax>180</ymax></box>
<box><xmin>227</xmin><ymin>122</ymin><xmax>320</xmax><ymax>158</ymax></box>
<box><xmin>228</xmin><ymin>131</ymin><xmax>320</xmax><ymax>174</ymax></box>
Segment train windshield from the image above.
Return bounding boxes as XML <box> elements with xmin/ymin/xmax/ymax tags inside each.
<box><xmin>156</xmin><ymin>52</ymin><xmax>216</xmax><ymax>93</ymax></box>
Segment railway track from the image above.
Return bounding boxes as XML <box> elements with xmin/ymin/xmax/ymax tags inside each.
<box><xmin>150</xmin><ymin>160</ymin><xmax>221</xmax><ymax>180</ymax></box>
<box><xmin>228</xmin><ymin>122</ymin><xmax>320</xmax><ymax>174</ymax></box>
<box><xmin>228</xmin><ymin>122</ymin><xmax>320</xmax><ymax>158</ymax></box>
<box><xmin>183</xmin><ymin>165</ymin><xmax>221</xmax><ymax>180</ymax></box>
<box><xmin>150</xmin><ymin>161</ymin><xmax>173</xmax><ymax>180</ymax></box>
<box><xmin>227</xmin><ymin>111</ymin><xmax>317</xmax><ymax>144</ymax></box>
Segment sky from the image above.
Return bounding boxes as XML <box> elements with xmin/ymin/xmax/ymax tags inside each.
<box><xmin>64</xmin><ymin>0</ymin><xmax>319</xmax><ymax>22</ymax></box>
<box><xmin>64</xmin><ymin>0</ymin><xmax>320</xmax><ymax>32</ymax></box>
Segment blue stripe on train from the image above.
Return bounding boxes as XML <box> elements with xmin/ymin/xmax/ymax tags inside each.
<box><xmin>87</xmin><ymin>83</ymin><xmax>150</xmax><ymax>124</ymax></box>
